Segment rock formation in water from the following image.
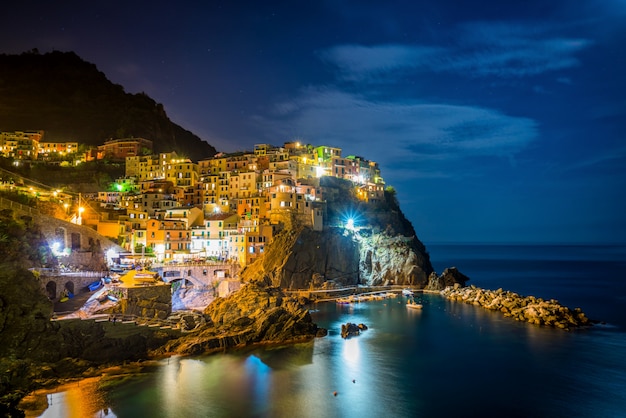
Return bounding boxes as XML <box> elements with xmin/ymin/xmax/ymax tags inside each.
<box><xmin>341</xmin><ymin>322</ymin><xmax>368</xmax><ymax>339</ymax></box>
<box><xmin>425</xmin><ymin>267</ymin><xmax>470</xmax><ymax>291</ymax></box>
<box><xmin>155</xmin><ymin>281</ymin><xmax>326</xmax><ymax>356</ymax></box>
<box><xmin>441</xmin><ymin>285</ymin><xmax>591</xmax><ymax>329</ymax></box>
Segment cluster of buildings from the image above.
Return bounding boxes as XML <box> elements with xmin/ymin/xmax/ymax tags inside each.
<box><xmin>94</xmin><ymin>142</ymin><xmax>385</xmax><ymax>266</ymax></box>
<box><xmin>2</xmin><ymin>131</ymin><xmax>386</xmax><ymax>267</ymax></box>
<box><xmin>0</xmin><ymin>130</ymin><xmax>152</xmax><ymax>162</ymax></box>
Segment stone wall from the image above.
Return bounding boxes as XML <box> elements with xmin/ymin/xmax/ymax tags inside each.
<box><xmin>109</xmin><ymin>284</ymin><xmax>172</xmax><ymax>320</ymax></box>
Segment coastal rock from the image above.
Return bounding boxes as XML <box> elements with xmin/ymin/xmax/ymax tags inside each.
<box><xmin>341</xmin><ymin>322</ymin><xmax>368</xmax><ymax>339</ymax></box>
<box><xmin>441</xmin><ymin>286</ymin><xmax>591</xmax><ymax>329</ymax></box>
<box><xmin>425</xmin><ymin>267</ymin><xmax>470</xmax><ymax>291</ymax></box>
<box><xmin>156</xmin><ymin>281</ymin><xmax>326</xmax><ymax>356</ymax></box>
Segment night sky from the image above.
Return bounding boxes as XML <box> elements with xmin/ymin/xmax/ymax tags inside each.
<box><xmin>2</xmin><ymin>1</ymin><xmax>625</xmax><ymax>244</ymax></box>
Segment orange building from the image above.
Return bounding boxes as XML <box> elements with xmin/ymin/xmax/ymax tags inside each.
<box><xmin>146</xmin><ymin>218</ymin><xmax>190</xmax><ymax>261</ymax></box>
<box><xmin>99</xmin><ymin>137</ymin><xmax>153</xmax><ymax>160</ymax></box>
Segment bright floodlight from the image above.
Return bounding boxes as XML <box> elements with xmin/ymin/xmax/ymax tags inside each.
<box><xmin>346</xmin><ymin>218</ymin><xmax>355</xmax><ymax>230</ymax></box>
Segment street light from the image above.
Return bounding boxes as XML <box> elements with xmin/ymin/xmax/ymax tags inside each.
<box><xmin>77</xmin><ymin>206</ymin><xmax>85</xmax><ymax>224</ymax></box>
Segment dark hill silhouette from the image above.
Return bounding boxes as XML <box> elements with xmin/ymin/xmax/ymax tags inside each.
<box><xmin>0</xmin><ymin>50</ymin><xmax>216</xmax><ymax>161</ymax></box>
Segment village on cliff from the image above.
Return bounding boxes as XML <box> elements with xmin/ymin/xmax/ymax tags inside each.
<box><xmin>1</xmin><ymin>130</ymin><xmax>385</xmax><ymax>267</ymax></box>
<box><xmin>0</xmin><ymin>130</ymin><xmax>591</xmax><ymax>332</ymax></box>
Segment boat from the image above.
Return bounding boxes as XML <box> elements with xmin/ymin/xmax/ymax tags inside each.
<box><xmin>87</xmin><ymin>280</ymin><xmax>102</xmax><ymax>291</ymax></box>
<box><xmin>402</xmin><ymin>289</ymin><xmax>414</xmax><ymax>296</ymax></box>
<box><xmin>406</xmin><ymin>301</ymin><xmax>423</xmax><ymax>310</ymax></box>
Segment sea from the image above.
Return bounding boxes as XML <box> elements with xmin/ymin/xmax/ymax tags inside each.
<box><xmin>25</xmin><ymin>244</ymin><xmax>626</xmax><ymax>418</ymax></box>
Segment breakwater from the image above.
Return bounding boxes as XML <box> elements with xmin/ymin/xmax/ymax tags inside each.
<box><xmin>441</xmin><ymin>285</ymin><xmax>591</xmax><ymax>329</ymax></box>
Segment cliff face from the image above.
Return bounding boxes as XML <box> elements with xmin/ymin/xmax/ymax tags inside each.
<box><xmin>241</xmin><ymin>179</ymin><xmax>439</xmax><ymax>289</ymax></box>
<box><xmin>242</xmin><ymin>227</ymin><xmax>434</xmax><ymax>289</ymax></box>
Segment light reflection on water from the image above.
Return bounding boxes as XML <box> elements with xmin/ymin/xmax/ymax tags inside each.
<box><xmin>23</xmin><ymin>377</ymin><xmax>115</xmax><ymax>418</ymax></box>
<box><xmin>23</xmin><ymin>295</ymin><xmax>626</xmax><ymax>418</ymax></box>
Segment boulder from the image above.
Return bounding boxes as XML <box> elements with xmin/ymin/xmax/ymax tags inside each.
<box><xmin>341</xmin><ymin>322</ymin><xmax>367</xmax><ymax>339</ymax></box>
<box><xmin>425</xmin><ymin>267</ymin><xmax>470</xmax><ymax>291</ymax></box>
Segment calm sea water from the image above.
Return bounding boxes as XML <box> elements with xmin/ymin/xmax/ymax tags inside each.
<box><xmin>30</xmin><ymin>244</ymin><xmax>626</xmax><ymax>418</ymax></box>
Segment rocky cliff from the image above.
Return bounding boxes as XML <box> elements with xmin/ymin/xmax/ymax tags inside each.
<box><xmin>155</xmin><ymin>281</ymin><xmax>326</xmax><ymax>356</ymax></box>
<box><xmin>240</xmin><ymin>178</ymin><xmax>458</xmax><ymax>290</ymax></box>
<box><xmin>242</xmin><ymin>226</ymin><xmax>436</xmax><ymax>288</ymax></box>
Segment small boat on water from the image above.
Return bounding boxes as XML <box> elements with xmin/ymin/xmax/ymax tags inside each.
<box><xmin>402</xmin><ymin>289</ymin><xmax>414</xmax><ymax>296</ymax></box>
<box><xmin>406</xmin><ymin>301</ymin><xmax>423</xmax><ymax>310</ymax></box>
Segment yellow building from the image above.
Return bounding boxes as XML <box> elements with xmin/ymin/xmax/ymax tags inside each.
<box><xmin>164</xmin><ymin>158</ymin><xmax>199</xmax><ymax>188</ymax></box>
<box><xmin>0</xmin><ymin>130</ymin><xmax>43</xmax><ymax>160</ymax></box>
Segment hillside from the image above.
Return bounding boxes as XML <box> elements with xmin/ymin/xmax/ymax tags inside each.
<box><xmin>0</xmin><ymin>50</ymin><xmax>216</xmax><ymax>161</ymax></box>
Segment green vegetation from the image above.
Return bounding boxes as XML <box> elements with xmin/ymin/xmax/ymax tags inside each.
<box><xmin>1</xmin><ymin>157</ymin><xmax>124</xmax><ymax>192</ymax></box>
<box><xmin>0</xmin><ymin>209</ymin><xmax>56</xmax><ymax>268</ymax></box>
